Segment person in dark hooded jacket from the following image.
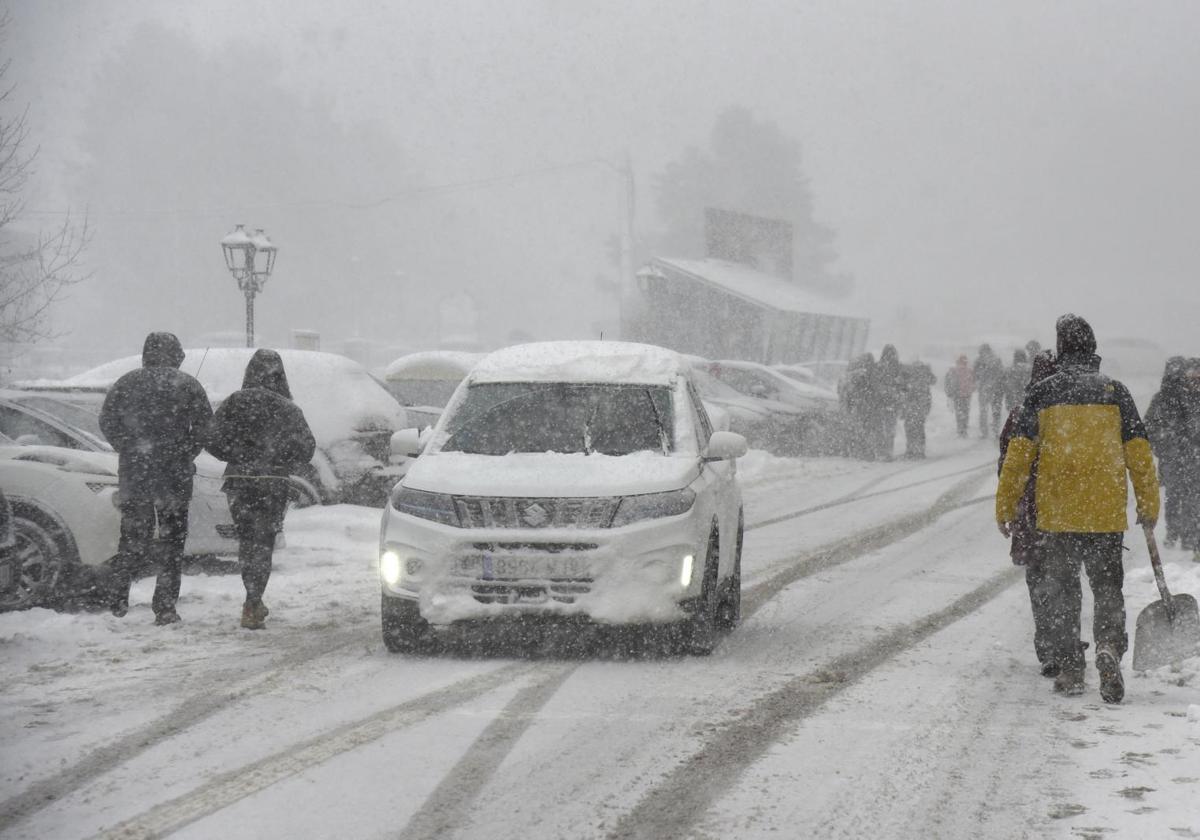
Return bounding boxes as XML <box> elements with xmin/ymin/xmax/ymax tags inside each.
<box><xmin>99</xmin><ymin>332</ymin><xmax>212</xmax><ymax>624</ymax></box>
<box><xmin>204</xmin><ymin>350</ymin><xmax>315</xmax><ymax>629</ymax></box>
<box><xmin>899</xmin><ymin>360</ymin><xmax>935</xmax><ymax>459</ymax></box>
<box><xmin>870</xmin><ymin>344</ymin><xmax>902</xmax><ymax>460</ymax></box>
<box><xmin>1145</xmin><ymin>356</ymin><xmax>1188</xmax><ymax>547</ymax></box>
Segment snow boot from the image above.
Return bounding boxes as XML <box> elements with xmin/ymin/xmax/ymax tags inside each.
<box><xmin>1095</xmin><ymin>646</ymin><xmax>1124</xmax><ymax>704</ymax></box>
<box><xmin>241</xmin><ymin>599</ymin><xmax>269</xmax><ymax>630</ymax></box>
<box><xmin>1053</xmin><ymin>667</ymin><xmax>1084</xmax><ymax>696</ymax></box>
<box><xmin>154</xmin><ymin>608</ymin><xmax>181</xmax><ymax>626</ymax></box>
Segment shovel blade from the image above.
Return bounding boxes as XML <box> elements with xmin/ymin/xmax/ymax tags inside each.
<box><xmin>1132</xmin><ymin>594</ymin><xmax>1200</xmax><ymax>672</ymax></box>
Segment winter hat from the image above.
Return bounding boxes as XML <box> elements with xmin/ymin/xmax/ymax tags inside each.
<box><xmin>142</xmin><ymin>332</ymin><xmax>185</xmax><ymax>368</ymax></box>
<box><xmin>1055</xmin><ymin>314</ymin><xmax>1096</xmax><ymax>357</ymax></box>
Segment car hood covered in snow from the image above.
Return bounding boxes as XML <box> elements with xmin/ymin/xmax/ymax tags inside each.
<box><xmin>402</xmin><ymin>451</ymin><xmax>699</xmax><ymax>498</ymax></box>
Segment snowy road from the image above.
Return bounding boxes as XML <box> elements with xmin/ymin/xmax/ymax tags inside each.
<box><xmin>1</xmin><ymin>438</ymin><xmax>1198</xmax><ymax>839</ymax></box>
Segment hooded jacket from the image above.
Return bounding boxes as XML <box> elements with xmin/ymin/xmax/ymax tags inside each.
<box><xmin>204</xmin><ymin>349</ymin><xmax>316</xmax><ymax>491</ymax></box>
<box><xmin>996</xmin><ymin>315</ymin><xmax>1159</xmax><ymax>533</ymax></box>
<box><xmin>98</xmin><ymin>332</ymin><xmax>213</xmax><ymax>501</ymax></box>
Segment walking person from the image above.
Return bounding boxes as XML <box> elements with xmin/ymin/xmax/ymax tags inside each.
<box><xmin>943</xmin><ymin>355</ymin><xmax>975</xmax><ymax>437</ymax></box>
<box><xmin>840</xmin><ymin>352</ymin><xmax>877</xmax><ymax>459</ymax></box>
<box><xmin>996</xmin><ymin>315</ymin><xmax>1160</xmax><ymax>703</ymax></box>
<box><xmin>871</xmin><ymin>344</ymin><xmax>903</xmax><ymax>460</ymax></box>
<box><xmin>900</xmin><ymin>360</ymin><xmax>935</xmax><ymax>459</ymax></box>
<box><xmin>1146</xmin><ymin>357</ymin><xmax>1200</xmax><ymax>561</ymax></box>
<box><xmin>973</xmin><ymin>343</ymin><xmax>1004</xmax><ymax>437</ymax></box>
<box><xmin>1003</xmin><ymin>349</ymin><xmax>1031</xmax><ymax>415</ymax></box>
<box><xmin>1145</xmin><ymin>356</ymin><xmax>1188</xmax><ymax>548</ymax></box>
<box><xmin>204</xmin><ymin>349</ymin><xmax>315</xmax><ymax>629</ymax></box>
<box><xmin>998</xmin><ymin>350</ymin><xmax>1064</xmax><ymax>675</ymax></box>
<box><xmin>98</xmin><ymin>332</ymin><xmax>212</xmax><ymax>624</ymax></box>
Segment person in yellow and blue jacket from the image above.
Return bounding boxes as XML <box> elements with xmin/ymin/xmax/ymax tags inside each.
<box><xmin>996</xmin><ymin>314</ymin><xmax>1159</xmax><ymax>704</ymax></box>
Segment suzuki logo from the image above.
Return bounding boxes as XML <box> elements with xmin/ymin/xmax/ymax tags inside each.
<box><xmin>522</xmin><ymin>503</ymin><xmax>549</xmax><ymax>527</ymax></box>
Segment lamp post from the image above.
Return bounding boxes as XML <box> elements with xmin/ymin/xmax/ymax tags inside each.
<box><xmin>220</xmin><ymin>224</ymin><xmax>278</xmax><ymax>347</ymax></box>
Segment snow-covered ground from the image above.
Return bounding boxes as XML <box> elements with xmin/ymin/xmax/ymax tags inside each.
<box><xmin>1</xmin><ymin>421</ymin><xmax>1197</xmax><ymax>839</ymax></box>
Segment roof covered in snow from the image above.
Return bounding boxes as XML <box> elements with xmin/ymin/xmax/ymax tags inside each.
<box><xmin>49</xmin><ymin>349</ymin><xmax>406</xmax><ymax>445</ymax></box>
<box><xmin>651</xmin><ymin>257</ymin><xmax>862</xmax><ymax>318</ymax></box>
<box><xmin>469</xmin><ymin>341</ymin><xmax>684</xmax><ymax>385</ymax></box>
<box><xmin>382</xmin><ymin>350</ymin><xmax>484</xmax><ymax>381</ymax></box>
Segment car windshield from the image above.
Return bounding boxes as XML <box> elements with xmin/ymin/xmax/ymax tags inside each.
<box><xmin>9</xmin><ymin>397</ymin><xmax>112</xmax><ymax>450</ymax></box>
<box><xmin>441</xmin><ymin>382</ymin><xmax>674</xmax><ymax>456</ymax></box>
<box><xmin>689</xmin><ymin>368</ymin><xmax>746</xmax><ymax>400</ymax></box>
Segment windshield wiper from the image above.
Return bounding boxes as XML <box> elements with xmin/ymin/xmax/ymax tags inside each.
<box><xmin>644</xmin><ymin>389</ymin><xmax>669</xmax><ymax>455</ymax></box>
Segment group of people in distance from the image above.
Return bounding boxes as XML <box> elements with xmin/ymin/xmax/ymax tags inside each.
<box><xmin>944</xmin><ymin>340</ymin><xmax>1044</xmax><ymax>439</ymax></box>
<box><xmin>98</xmin><ymin>332</ymin><xmax>315</xmax><ymax>629</ymax></box>
<box><xmin>839</xmin><ymin>344</ymin><xmax>936</xmax><ymax>461</ymax></box>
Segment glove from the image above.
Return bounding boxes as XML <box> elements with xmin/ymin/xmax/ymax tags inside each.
<box><xmin>1136</xmin><ymin>514</ymin><xmax>1157</xmax><ymax>529</ymax></box>
<box><xmin>997</xmin><ymin>520</ymin><xmax>1012</xmax><ymax>539</ymax></box>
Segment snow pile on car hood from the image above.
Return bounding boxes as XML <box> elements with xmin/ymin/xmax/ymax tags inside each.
<box><xmin>403</xmin><ymin>451</ymin><xmax>699</xmax><ymax>497</ymax></box>
<box><xmin>382</xmin><ymin>350</ymin><xmax>483</xmax><ymax>382</ymax></box>
<box><xmin>469</xmin><ymin>341</ymin><xmax>683</xmax><ymax>386</ymax></box>
<box><xmin>51</xmin><ymin>349</ymin><xmax>406</xmax><ymax>447</ymax></box>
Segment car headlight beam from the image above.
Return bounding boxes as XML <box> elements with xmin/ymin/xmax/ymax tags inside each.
<box><xmin>380</xmin><ymin>550</ymin><xmax>402</xmax><ymax>586</ymax></box>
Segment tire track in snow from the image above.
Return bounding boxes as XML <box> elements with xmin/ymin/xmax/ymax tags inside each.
<box><xmin>744</xmin><ymin>468</ymin><xmax>991</xmax><ymax>608</ymax></box>
<box><xmin>394</xmin><ymin>664</ymin><xmax>578</xmax><ymax>840</ymax></box>
<box><xmin>606</xmin><ymin>565</ymin><xmax>1023</xmax><ymax>840</ymax></box>
<box><xmin>92</xmin><ymin>662</ymin><xmax>540</xmax><ymax>840</ymax></box>
<box><xmin>0</xmin><ymin>626</ymin><xmax>366</xmax><ymax>834</ymax></box>
<box><xmin>745</xmin><ymin>460</ymin><xmax>990</xmax><ymax>532</ymax></box>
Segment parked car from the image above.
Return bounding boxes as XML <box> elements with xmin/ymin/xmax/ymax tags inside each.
<box><xmin>688</xmin><ymin>365</ymin><xmax>807</xmax><ymax>454</ymax></box>
<box><xmin>381</xmin><ymin>350</ymin><xmax>482</xmax><ymax>429</ymax></box>
<box><xmin>692</xmin><ymin>360</ymin><xmax>842</xmax><ymax>455</ymax></box>
<box><xmin>0</xmin><ymin>390</ymin><xmax>237</xmax><ymax>559</ymax></box>
<box><xmin>24</xmin><ymin>348</ymin><xmax>410</xmax><ymax>506</ymax></box>
<box><xmin>0</xmin><ymin>444</ymin><xmax>124</xmax><ymax>610</ymax></box>
<box><xmin>378</xmin><ymin>341</ymin><xmax>747</xmax><ymax>655</ymax></box>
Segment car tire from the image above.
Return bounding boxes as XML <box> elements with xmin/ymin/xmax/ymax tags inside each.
<box><xmin>715</xmin><ymin>512</ymin><xmax>743</xmax><ymax>631</ymax></box>
<box><xmin>381</xmin><ymin>594</ymin><xmax>431</xmax><ymax>654</ymax></box>
<box><xmin>2</xmin><ymin>504</ymin><xmax>75</xmax><ymax>611</ymax></box>
<box><xmin>680</xmin><ymin>527</ymin><xmax>720</xmax><ymax>656</ymax></box>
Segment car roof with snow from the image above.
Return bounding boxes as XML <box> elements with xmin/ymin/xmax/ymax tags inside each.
<box><xmin>383</xmin><ymin>350</ymin><xmax>484</xmax><ymax>381</ymax></box>
<box><xmin>469</xmin><ymin>341</ymin><xmax>685</xmax><ymax>386</ymax></box>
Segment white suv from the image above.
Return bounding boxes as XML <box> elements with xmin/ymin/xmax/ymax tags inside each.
<box><xmin>378</xmin><ymin>341</ymin><xmax>747</xmax><ymax>654</ymax></box>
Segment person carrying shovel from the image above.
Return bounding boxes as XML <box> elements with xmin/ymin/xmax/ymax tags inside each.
<box><xmin>996</xmin><ymin>314</ymin><xmax>1160</xmax><ymax>703</ymax></box>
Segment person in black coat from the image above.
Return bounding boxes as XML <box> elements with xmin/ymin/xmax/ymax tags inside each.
<box><xmin>99</xmin><ymin>332</ymin><xmax>212</xmax><ymax>624</ymax></box>
<box><xmin>1146</xmin><ymin>356</ymin><xmax>1188</xmax><ymax>547</ymax></box>
<box><xmin>205</xmin><ymin>350</ymin><xmax>315</xmax><ymax>628</ymax></box>
<box><xmin>870</xmin><ymin>344</ymin><xmax>902</xmax><ymax>460</ymax></box>
<box><xmin>899</xmin><ymin>360</ymin><xmax>935</xmax><ymax>459</ymax></box>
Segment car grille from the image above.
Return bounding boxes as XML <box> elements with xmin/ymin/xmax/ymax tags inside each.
<box><xmin>454</xmin><ymin>497</ymin><xmax>618</xmax><ymax>529</ymax></box>
<box><xmin>470</xmin><ymin>580</ymin><xmax>593</xmax><ymax>605</ymax></box>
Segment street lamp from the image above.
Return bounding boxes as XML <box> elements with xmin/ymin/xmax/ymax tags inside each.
<box><xmin>220</xmin><ymin>224</ymin><xmax>278</xmax><ymax>347</ymax></box>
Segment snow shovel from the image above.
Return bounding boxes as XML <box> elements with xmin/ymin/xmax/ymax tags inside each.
<box><xmin>1132</xmin><ymin>524</ymin><xmax>1200</xmax><ymax>671</ymax></box>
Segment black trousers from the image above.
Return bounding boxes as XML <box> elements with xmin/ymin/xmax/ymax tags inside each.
<box><xmin>112</xmin><ymin>498</ymin><xmax>190</xmax><ymax>614</ymax></box>
<box><xmin>903</xmin><ymin>413</ymin><xmax>927</xmax><ymax>457</ymax></box>
<box><xmin>1023</xmin><ymin>560</ymin><xmax>1055</xmax><ymax>666</ymax></box>
<box><xmin>1034</xmin><ymin>532</ymin><xmax>1126</xmax><ymax>670</ymax></box>
<box><xmin>228</xmin><ymin>483</ymin><xmax>289</xmax><ymax>603</ymax></box>
<box><xmin>953</xmin><ymin>397</ymin><xmax>971</xmax><ymax>436</ymax></box>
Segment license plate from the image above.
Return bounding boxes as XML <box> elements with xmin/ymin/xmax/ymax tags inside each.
<box><xmin>452</xmin><ymin>554</ymin><xmax>591</xmax><ymax>580</ymax></box>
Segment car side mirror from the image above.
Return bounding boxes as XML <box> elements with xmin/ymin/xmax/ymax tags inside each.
<box><xmin>390</xmin><ymin>428</ymin><xmax>423</xmax><ymax>459</ymax></box>
<box><xmin>703</xmin><ymin>430</ymin><xmax>748</xmax><ymax>461</ymax></box>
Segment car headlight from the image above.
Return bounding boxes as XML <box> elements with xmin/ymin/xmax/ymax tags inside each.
<box><xmin>380</xmin><ymin>550</ymin><xmax>402</xmax><ymax>586</ymax></box>
<box><xmin>389</xmin><ymin>486</ymin><xmax>460</xmax><ymax>527</ymax></box>
<box><xmin>610</xmin><ymin>488</ymin><xmax>696</xmax><ymax>528</ymax></box>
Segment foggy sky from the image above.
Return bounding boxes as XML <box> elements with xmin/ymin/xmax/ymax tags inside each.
<box><xmin>11</xmin><ymin>0</ymin><xmax>1200</xmax><ymax>368</ymax></box>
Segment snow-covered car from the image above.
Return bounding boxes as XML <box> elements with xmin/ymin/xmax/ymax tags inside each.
<box><xmin>24</xmin><ymin>349</ymin><xmax>410</xmax><ymax>506</ymax></box>
<box><xmin>378</xmin><ymin>341</ymin><xmax>747</xmax><ymax>654</ymax></box>
<box><xmin>0</xmin><ymin>390</ymin><xmax>237</xmax><ymax>559</ymax></box>
<box><xmin>0</xmin><ymin>445</ymin><xmax>123</xmax><ymax>610</ymax></box>
<box><xmin>689</xmin><ymin>364</ymin><xmax>809</xmax><ymax>455</ymax></box>
<box><xmin>380</xmin><ymin>350</ymin><xmax>483</xmax><ymax>430</ymax></box>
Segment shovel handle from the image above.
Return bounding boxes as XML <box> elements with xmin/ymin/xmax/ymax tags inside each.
<box><xmin>1143</xmin><ymin>523</ymin><xmax>1177</xmax><ymax>622</ymax></box>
